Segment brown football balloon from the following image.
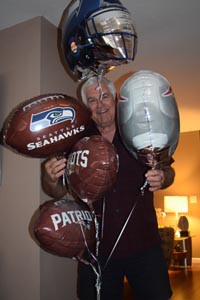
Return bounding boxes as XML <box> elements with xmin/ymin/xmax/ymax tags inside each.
<box><xmin>1</xmin><ymin>94</ymin><xmax>91</xmax><ymax>158</ymax></box>
<box><xmin>66</xmin><ymin>135</ymin><xmax>119</xmax><ymax>205</ymax></box>
<box><xmin>33</xmin><ymin>199</ymin><xmax>96</xmax><ymax>259</ymax></box>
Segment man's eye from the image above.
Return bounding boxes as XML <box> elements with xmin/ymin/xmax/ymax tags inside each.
<box><xmin>88</xmin><ymin>99</ymin><xmax>96</xmax><ymax>104</ymax></box>
<box><xmin>102</xmin><ymin>94</ymin><xmax>109</xmax><ymax>99</ymax></box>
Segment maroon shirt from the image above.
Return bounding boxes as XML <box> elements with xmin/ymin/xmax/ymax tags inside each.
<box><xmin>86</xmin><ymin>121</ymin><xmax>160</xmax><ymax>260</ymax></box>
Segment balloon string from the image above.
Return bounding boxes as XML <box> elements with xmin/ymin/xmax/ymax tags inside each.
<box><xmin>75</xmin><ymin>206</ymin><xmax>102</xmax><ymax>300</ymax></box>
<box><xmin>140</xmin><ymin>162</ymin><xmax>159</xmax><ymax>196</ymax></box>
<box><xmin>140</xmin><ymin>179</ymin><xmax>148</xmax><ymax>196</ymax></box>
<box><xmin>94</xmin><ymin>211</ymin><xmax>100</xmax><ymax>257</ymax></box>
<box><xmin>75</xmin><ymin>255</ymin><xmax>101</xmax><ymax>300</ymax></box>
<box><xmin>65</xmin><ymin>162</ymin><xmax>102</xmax><ymax>297</ymax></box>
<box><xmin>55</xmin><ymin>155</ymin><xmax>67</xmax><ymax>187</ymax></box>
<box><xmin>102</xmin><ymin>200</ymin><xmax>138</xmax><ymax>271</ymax></box>
<box><xmin>62</xmin><ymin>173</ymin><xmax>66</xmax><ymax>186</ymax></box>
<box><xmin>90</xmin><ymin>206</ymin><xmax>102</xmax><ymax>299</ymax></box>
<box><xmin>101</xmin><ymin>198</ymin><xmax>106</xmax><ymax>240</ymax></box>
<box><xmin>83</xmin><ymin>219</ymin><xmax>102</xmax><ymax>299</ymax></box>
<box><xmin>92</xmin><ymin>214</ymin><xmax>102</xmax><ymax>300</ymax></box>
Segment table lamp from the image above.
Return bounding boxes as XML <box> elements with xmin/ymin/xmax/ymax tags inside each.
<box><xmin>164</xmin><ymin>196</ymin><xmax>189</xmax><ymax>237</ymax></box>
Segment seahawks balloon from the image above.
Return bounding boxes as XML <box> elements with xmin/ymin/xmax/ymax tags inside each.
<box><xmin>60</xmin><ymin>0</ymin><xmax>137</xmax><ymax>80</ymax></box>
<box><xmin>1</xmin><ymin>94</ymin><xmax>91</xmax><ymax>158</ymax></box>
<box><xmin>118</xmin><ymin>70</ymin><xmax>180</xmax><ymax>168</ymax></box>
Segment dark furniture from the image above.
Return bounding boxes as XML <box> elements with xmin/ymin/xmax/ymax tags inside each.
<box><xmin>171</xmin><ymin>236</ymin><xmax>192</xmax><ymax>268</ymax></box>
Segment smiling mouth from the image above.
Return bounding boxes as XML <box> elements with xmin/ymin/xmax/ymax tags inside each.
<box><xmin>97</xmin><ymin>108</ymin><xmax>109</xmax><ymax>114</ymax></box>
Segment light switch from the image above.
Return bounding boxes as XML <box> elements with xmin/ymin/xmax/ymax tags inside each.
<box><xmin>189</xmin><ymin>195</ymin><xmax>197</xmax><ymax>204</ymax></box>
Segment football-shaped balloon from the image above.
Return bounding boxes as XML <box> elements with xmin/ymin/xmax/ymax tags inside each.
<box><xmin>2</xmin><ymin>94</ymin><xmax>91</xmax><ymax>158</ymax></box>
<box><xmin>66</xmin><ymin>135</ymin><xmax>119</xmax><ymax>204</ymax></box>
<box><xmin>33</xmin><ymin>199</ymin><xmax>95</xmax><ymax>259</ymax></box>
<box><xmin>118</xmin><ymin>70</ymin><xmax>180</xmax><ymax>167</ymax></box>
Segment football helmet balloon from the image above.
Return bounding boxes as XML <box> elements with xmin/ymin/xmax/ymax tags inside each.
<box><xmin>118</xmin><ymin>70</ymin><xmax>180</xmax><ymax>168</ymax></box>
<box><xmin>60</xmin><ymin>0</ymin><xmax>137</xmax><ymax>80</ymax></box>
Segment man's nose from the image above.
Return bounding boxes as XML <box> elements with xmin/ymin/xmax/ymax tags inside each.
<box><xmin>97</xmin><ymin>98</ymin><xmax>104</xmax><ymax>107</ymax></box>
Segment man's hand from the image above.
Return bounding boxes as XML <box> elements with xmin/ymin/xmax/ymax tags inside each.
<box><xmin>145</xmin><ymin>166</ymin><xmax>175</xmax><ymax>192</ymax></box>
<box><xmin>44</xmin><ymin>157</ymin><xmax>67</xmax><ymax>183</ymax></box>
<box><xmin>145</xmin><ymin>169</ymin><xmax>165</xmax><ymax>192</ymax></box>
<box><xmin>41</xmin><ymin>157</ymin><xmax>67</xmax><ymax>198</ymax></box>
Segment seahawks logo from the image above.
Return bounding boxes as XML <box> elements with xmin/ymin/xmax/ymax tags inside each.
<box><xmin>30</xmin><ymin>107</ymin><xmax>75</xmax><ymax>132</ymax></box>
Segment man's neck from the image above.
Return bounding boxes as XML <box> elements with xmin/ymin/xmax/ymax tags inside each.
<box><xmin>97</xmin><ymin>123</ymin><xmax>116</xmax><ymax>143</ymax></box>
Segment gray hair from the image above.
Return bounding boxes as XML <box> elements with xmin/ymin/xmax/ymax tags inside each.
<box><xmin>81</xmin><ymin>76</ymin><xmax>116</xmax><ymax>106</ymax></box>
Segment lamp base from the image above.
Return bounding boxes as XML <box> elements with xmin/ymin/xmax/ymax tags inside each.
<box><xmin>180</xmin><ymin>230</ymin><xmax>189</xmax><ymax>237</ymax></box>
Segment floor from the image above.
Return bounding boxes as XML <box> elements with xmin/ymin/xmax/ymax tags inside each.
<box><xmin>123</xmin><ymin>261</ymin><xmax>200</xmax><ymax>300</ymax></box>
<box><xmin>169</xmin><ymin>262</ymin><xmax>200</xmax><ymax>300</ymax></box>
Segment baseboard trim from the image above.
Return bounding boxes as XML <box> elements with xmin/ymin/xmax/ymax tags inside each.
<box><xmin>192</xmin><ymin>257</ymin><xmax>200</xmax><ymax>264</ymax></box>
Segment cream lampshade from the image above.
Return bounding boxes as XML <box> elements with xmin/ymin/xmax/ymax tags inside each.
<box><xmin>164</xmin><ymin>196</ymin><xmax>189</xmax><ymax>236</ymax></box>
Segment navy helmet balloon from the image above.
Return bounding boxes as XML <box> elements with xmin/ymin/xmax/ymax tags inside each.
<box><xmin>60</xmin><ymin>0</ymin><xmax>137</xmax><ymax>80</ymax></box>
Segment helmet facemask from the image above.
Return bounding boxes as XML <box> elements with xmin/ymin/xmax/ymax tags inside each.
<box><xmin>86</xmin><ymin>7</ymin><xmax>137</xmax><ymax>66</ymax></box>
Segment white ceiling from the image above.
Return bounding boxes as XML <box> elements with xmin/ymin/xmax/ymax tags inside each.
<box><xmin>0</xmin><ymin>0</ymin><xmax>200</xmax><ymax>132</ymax></box>
<box><xmin>1</xmin><ymin>1</ymin><xmax>199</xmax><ymax>42</ymax></box>
<box><xmin>1</xmin><ymin>1</ymin><xmax>199</xmax><ymax>43</ymax></box>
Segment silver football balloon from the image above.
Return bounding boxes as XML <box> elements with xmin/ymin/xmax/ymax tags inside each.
<box><xmin>118</xmin><ymin>70</ymin><xmax>180</xmax><ymax>168</ymax></box>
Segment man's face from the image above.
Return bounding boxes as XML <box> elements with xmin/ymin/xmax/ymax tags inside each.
<box><xmin>86</xmin><ymin>81</ymin><xmax>116</xmax><ymax>128</ymax></box>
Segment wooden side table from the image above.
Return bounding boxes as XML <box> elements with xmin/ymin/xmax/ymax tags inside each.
<box><xmin>171</xmin><ymin>236</ymin><xmax>192</xmax><ymax>268</ymax></box>
<box><xmin>171</xmin><ymin>250</ymin><xmax>187</xmax><ymax>268</ymax></box>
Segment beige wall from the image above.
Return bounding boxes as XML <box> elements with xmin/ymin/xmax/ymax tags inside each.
<box><xmin>0</xmin><ymin>17</ymin><xmax>78</xmax><ymax>300</ymax></box>
<box><xmin>39</xmin><ymin>18</ymin><xmax>79</xmax><ymax>300</ymax></box>
<box><xmin>0</xmin><ymin>14</ymin><xmax>199</xmax><ymax>300</ymax></box>
<box><xmin>154</xmin><ymin>130</ymin><xmax>200</xmax><ymax>258</ymax></box>
<box><xmin>0</xmin><ymin>17</ymin><xmax>41</xmax><ymax>300</ymax></box>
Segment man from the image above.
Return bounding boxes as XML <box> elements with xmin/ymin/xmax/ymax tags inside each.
<box><xmin>42</xmin><ymin>76</ymin><xmax>174</xmax><ymax>300</ymax></box>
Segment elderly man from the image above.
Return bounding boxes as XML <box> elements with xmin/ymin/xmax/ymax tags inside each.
<box><xmin>42</xmin><ymin>76</ymin><xmax>174</xmax><ymax>300</ymax></box>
